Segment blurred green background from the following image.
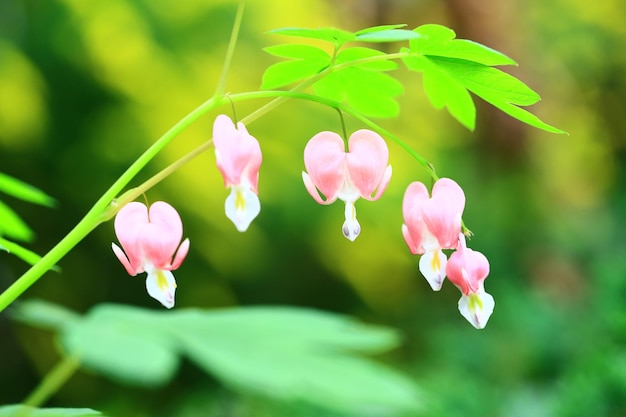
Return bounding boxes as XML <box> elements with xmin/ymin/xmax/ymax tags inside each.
<box><xmin>1</xmin><ymin>0</ymin><xmax>626</xmax><ymax>415</ymax></box>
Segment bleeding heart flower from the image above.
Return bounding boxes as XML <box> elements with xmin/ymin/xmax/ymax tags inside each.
<box><xmin>213</xmin><ymin>114</ymin><xmax>262</xmax><ymax>232</ymax></box>
<box><xmin>401</xmin><ymin>178</ymin><xmax>465</xmax><ymax>290</ymax></box>
<box><xmin>112</xmin><ymin>201</ymin><xmax>190</xmax><ymax>308</ymax></box>
<box><xmin>446</xmin><ymin>234</ymin><xmax>494</xmax><ymax>329</ymax></box>
<box><xmin>302</xmin><ymin>130</ymin><xmax>392</xmax><ymax>241</ymax></box>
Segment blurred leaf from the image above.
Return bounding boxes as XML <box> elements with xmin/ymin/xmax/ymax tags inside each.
<box><xmin>0</xmin><ymin>199</ymin><xmax>34</xmax><ymax>241</ymax></box>
<box><xmin>0</xmin><ymin>405</ymin><xmax>102</xmax><ymax>417</ymax></box>
<box><xmin>10</xmin><ymin>299</ymin><xmax>79</xmax><ymax>331</ymax></box>
<box><xmin>175</xmin><ymin>307</ymin><xmax>420</xmax><ymax>414</ymax></box>
<box><xmin>0</xmin><ymin>172</ymin><xmax>56</xmax><ymax>207</ymax></box>
<box><xmin>411</xmin><ymin>24</ymin><xmax>517</xmax><ymax>66</ymax></box>
<box><xmin>355</xmin><ymin>24</ymin><xmax>408</xmax><ymax>34</ymax></box>
<box><xmin>268</xmin><ymin>27</ymin><xmax>354</xmax><ymax>45</ymax></box>
<box><xmin>61</xmin><ymin>305</ymin><xmax>180</xmax><ymax>387</ymax></box>
<box><xmin>14</xmin><ymin>302</ymin><xmax>420</xmax><ymax>413</ymax></box>
<box><xmin>0</xmin><ymin>237</ymin><xmax>58</xmax><ymax>270</ymax></box>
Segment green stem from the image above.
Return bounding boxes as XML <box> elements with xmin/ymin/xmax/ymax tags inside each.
<box><xmin>19</xmin><ymin>355</ymin><xmax>81</xmax><ymax>415</ymax></box>
<box><xmin>214</xmin><ymin>1</ymin><xmax>245</xmax><ymax>97</ymax></box>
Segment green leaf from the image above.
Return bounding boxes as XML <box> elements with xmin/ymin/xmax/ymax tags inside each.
<box><xmin>0</xmin><ymin>237</ymin><xmax>58</xmax><ymax>270</ymax></box>
<box><xmin>356</xmin><ymin>29</ymin><xmax>422</xmax><ymax>43</ymax></box>
<box><xmin>0</xmin><ymin>199</ymin><xmax>34</xmax><ymax>241</ymax></box>
<box><xmin>10</xmin><ymin>298</ymin><xmax>79</xmax><ymax>331</ymax></box>
<box><xmin>0</xmin><ymin>172</ymin><xmax>56</xmax><ymax>207</ymax></box>
<box><xmin>354</xmin><ymin>24</ymin><xmax>408</xmax><ymax>35</ymax></box>
<box><xmin>411</xmin><ymin>24</ymin><xmax>517</xmax><ymax>66</ymax></box>
<box><xmin>314</xmin><ymin>68</ymin><xmax>403</xmax><ymax>118</ymax></box>
<box><xmin>174</xmin><ymin>307</ymin><xmax>420</xmax><ymax>414</ymax></box>
<box><xmin>268</xmin><ymin>27</ymin><xmax>355</xmax><ymax>44</ymax></box>
<box><xmin>336</xmin><ymin>47</ymin><xmax>398</xmax><ymax>71</ymax></box>
<box><xmin>61</xmin><ymin>305</ymin><xmax>180</xmax><ymax>387</ymax></box>
<box><xmin>0</xmin><ymin>405</ymin><xmax>102</xmax><ymax>417</ymax></box>
<box><xmin>261</xmin><ymin>59</ymin><xmax>329</xmax><ymax>89</ymax></box>
<box><xmin>17</xmin><ymin>302</ymin><xmax>420</xmax><ymax>413</ymax></box>
<box><xmin>263</xmin><ymin>44</ymin><xmax>330</xmax><ymax>60</ymax></box>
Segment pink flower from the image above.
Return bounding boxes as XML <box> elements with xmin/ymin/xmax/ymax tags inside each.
<box><xmin>446</xmin><ymin>234</ymin><xmax>494</xmax><ymax>329</ymax></box>
<box><xmin>112</xmin><ymin>201</ymin><xmax>190</xmax><ymax>309</ymax></box>
<box><xmin>401</xmin><ymin>178</ymin><xmax>465</xmax><ymax>290</ymax></box>
<box><xmin>302</xmin><ymin>130</ymin><xmax>392</xmax><ymax>241</ymax></box>
<box><xmin>213</xmin><ymin>114</ymin><xmax>262</xmax><ymax>232</ymax></box>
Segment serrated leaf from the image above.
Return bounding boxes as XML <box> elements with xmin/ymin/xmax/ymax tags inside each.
<box><xmin>269</xmin><ymin>27</ymin><xmax>354</xmax><ymax>44</ymax></box>
<box><xmin>264</xmin><ymin>44</ymin><xmax>330</xmax><ymax>60</ymax></box>
<box><xmin>0</xmin><ymin>173</ymin><xmax>56</xmax><ymax>207</ymax></box>
<box><xmin>336</xmin><ymin>47</ymin><xmax>398</xmax><ymax>71</ymax></box>
<box><xmin>0</xmin><ymin>237</ymin><xmax>59</xmax><ymax>270</ymax></box>
<box><xmin>429</xmin><ymin>57</ymin><xmax>540</xmax><ymax>106</ymax></box>
<box><xmin>0</xmin><ymin>199</ymin><xmax>34</xmax><ymax>241</ymax></box>
<box><xmin>261</xmin><ymin>59</ymin><xmax>329</xmax><ymax>89</ymax></box>
<box><xmin>411</xmin><ymin>24</ymin><xmax>517</xmax><ymax>66</ymax></box>
<box><xmin>0</xmin><ymin>405</ymin><xmax>102</xmax><ymax>417</ymax></box>
<box><xmin>356</xmin><ymin>29</ymin><xmax>422</xmax><ymax>43</ymax></box>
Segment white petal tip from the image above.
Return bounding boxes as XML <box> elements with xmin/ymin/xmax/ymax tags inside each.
<box><xmin>225</xmin><ymin>186</ymin><xmax>260</xmax><ymax>232</ymax></box>
<box><xmin>418</xmin><ymin>249</ymin><xmax>447</xmax><ymax>291</ymax></box>
<box><xmin>458</xmin><ymin>291</ymin><xmax>495</xmax><ymax>329</ymax></box>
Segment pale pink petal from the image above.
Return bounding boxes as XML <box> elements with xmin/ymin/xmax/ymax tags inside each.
<box><xmin>112</xmin><ymin>242</ymin><xmax>140</xmax><ymax>275</ymax></box>
<box><xmin>170</xmin><ymin>238</ymin><xmax>190</xmax><ymax>270</ymax></box>
<box><xmin>423</xmin><ymin>178</ymin><xmax>465</xmax><ymax>249</ymax></box>
<box><xmin>446</xmin><ymin>234</ymin><xmax>490</xmax><ymax>295</ymax></box>
<box><xmin>401</xmin><ymin>182</ymin><xmax>430</xmax><ymax>255</ymax></box>
<box><xmin>302</xmin><ymin>172</ymin><xmax>335</xmax><ymax>205</ymax></box>
<box><xmin>345</xmin><ymin>130</ymin><xmax>390</xmax><ymax>199</ymax></box>
<box><xmin>342</xmin><ymin>201</ymin><xmax>360</xmax><ymax>241</ymax></box>
<box><xmin>418</xmin><ymin>248</ymin><xmax>448</xmax><ymax>291</ymax></box>
<box><xmin>213</xmin><ymin>114</ymin><xmax>262</xmax><ymax>188</ymax></box>
<box><xmin>146</xmin><ymin>269</ymin><xmax>177</xmax><ymax>309</ymax></box>
<box><xmin>114</xmin><ymin>202</ymin><xmax>149</xmax><ymax>272</ymax></box>
<box><xmin>142</xmin><ymin>202</ymin><xmax>184</xmax><ymax>269</ymax></box>
<box><xmin>225</xmin><ymin>185</ymin><xmax>261</xmax><ymax>232</ymax></box>
<box><xmin>458</xmin><ymin>290</ymin><xmax>494</xmax><ymax>329</ymax></box>
<box><xmin>303</xmin><ymin>132</ymin><xmax>346</xmax><ymax>202</ymax></box>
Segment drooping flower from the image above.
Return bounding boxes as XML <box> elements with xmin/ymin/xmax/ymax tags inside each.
<box><xmin>446</xmin><ymin>234</ymin><xmax>494</xmax><ymax>329</ymax></box>
<box><xmin>401</xmin><ymin>178</ymin><xmax>465</xmax><ymax>290</ymax></box>
<box><xmin>302</xmin><ymin>130</ymin><xmax>392</xmax><ymax>241</ymax></box>
<box><xmin>213</xmin><ymin>114</ymin><xmax>262</xmax><ymax>232</ymax></box>
<box><xmin>112</xmin><ymin>201</ymin><xmax>190</xmax><ymax>309</ymax></box>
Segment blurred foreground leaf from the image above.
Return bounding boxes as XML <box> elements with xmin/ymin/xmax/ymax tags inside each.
<box><xmin>0</xmin><ymin>237</ymin><xmax>58</xmax><ymax>271</ymax></box>
<box><xmin>0</xmin><ymin>172</ymin><xmax>56</xmax><ymax>207</ymax></box>
<box><xmin>0</xmin><ymin>405</ymin><xmax>102</xmax><ymax>417</ymax></box>
<box><xmin>13</xmin><ymin>301</ymin><xmax>421</xmax><ymax>414</ymax></box>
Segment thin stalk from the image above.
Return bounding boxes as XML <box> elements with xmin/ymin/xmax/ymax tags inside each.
<box><xmin>17</xmin><ymin>356</ymin><xmax>81</xmax><ymax>416</ymax></box>
<box><xmin>213</xmin><ymin>1</ymin><xmax>245</xmax><ymax>97</ymax></box>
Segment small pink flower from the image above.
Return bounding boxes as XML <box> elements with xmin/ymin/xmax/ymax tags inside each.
<box><xmin>302</xmin><ymin>130</ymin><xmax>392</xmax><ymax>241</ymax></box>
<box><xmin>401</xmin><ymin>178</ymin><xmax>465</xmax><ymax>290</ymax></box>
<box><xmin>446</xmin><ymin>234</ymin><xmax>494</xmax><ymax>329</ymax></box>
<box><xmin>112</xmin><ymin>201</ymin><xmax>190</xmax><ymax>309</ymax></box>
<box><xmin>213</xmin><ymin>114</ymin><xmax>262</xmax><ymax>232</ymax></box>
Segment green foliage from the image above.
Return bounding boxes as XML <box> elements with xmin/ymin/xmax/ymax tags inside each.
<box><xmin>0</xmin><ymin>172</ymin><xmax>55</xmax><ymax>265</ymax></box>
<box><xmin>403</xmin><ymin>24</ymin><xmax>566</xmax><ymax>133</ymax></box>
<box><xmin>263</xmin><ymin>23</ymin><xmax>565</xmax><ymax>131</ymax></box>
<box><xmin>13</xmin><ymin>301</ymin><xmax>420</xmax><ymax>414</ymax></box>
<box><xmin>0</xmin><ymin>405</ymin><xmax>102</xmax><ymax>417</ymax></box>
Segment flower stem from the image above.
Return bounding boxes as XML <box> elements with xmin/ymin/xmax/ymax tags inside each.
<box><xmin>19</xmin><ymin>355</ymin><xmax>81</xmax><ymax>415</ymax></box>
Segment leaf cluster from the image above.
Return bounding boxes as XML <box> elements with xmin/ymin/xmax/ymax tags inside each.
<box><xmin>261</xmin><ymin>23</ymin><xmax>565</xmax><ymax>133</ymax></box>
<box><xmin>12</xmin><ymin>300</ymin><xmax>421</xmax><ymax>415</ymax></box>
<box><xmin>0</xmin><ymin>173</ymin><xmax>55</xmax><ymax>267</ymax></box>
